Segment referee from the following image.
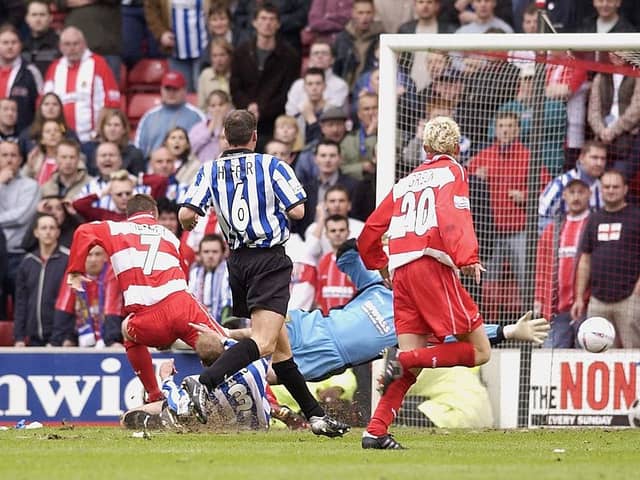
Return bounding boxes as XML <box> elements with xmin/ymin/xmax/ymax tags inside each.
<box><xmin>178</xmin><ymin>110</ymin><xmax>349</xmax><ymax>437</ymax></box>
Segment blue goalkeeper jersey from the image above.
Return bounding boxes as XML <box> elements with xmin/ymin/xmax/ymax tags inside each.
<box><xmin>287</xmin><ymin>249</ymin><xmax>395</xmax><ymax>381</ymax></box>
<box><xmin>286</xmin><ymin>249</ymin><xmax>503</xmax><ymax>382</ymax></box>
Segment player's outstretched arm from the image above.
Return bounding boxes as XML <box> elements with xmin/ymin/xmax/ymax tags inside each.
<box><xmin>502</xmin><ymin>311</ymin><xmax>550</xmax><ymax>345</ymax></box>
<box><xmin>443</xmin><ymin>311</ymin><xmax>549</xmax><ymax>346</ymax></box>
<box><xmin>336</xmin><ymin>239</ymin><xmax>384</xmax><ymax>291</ymax></box>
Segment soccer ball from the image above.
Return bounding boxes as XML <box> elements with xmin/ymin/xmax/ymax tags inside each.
<box><xmin>577</xmin><ymin>316</ymin><xmax>616</xmax><ymax>353</ymax></box>
<box><xmin>628</xmin><ymin>399</ymin><xmax>640</xmax><ymax>427</ymax></box>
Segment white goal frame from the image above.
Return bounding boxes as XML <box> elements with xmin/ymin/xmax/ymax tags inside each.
<box><xmin>377</xmin><ymin>32</ymin><xmax>640</xmax><ymax>203</ymax></box>
<box><xmin>372</xmin><ymin>32</ymin><xmax>640</xmax><ymax>423</ymax></box>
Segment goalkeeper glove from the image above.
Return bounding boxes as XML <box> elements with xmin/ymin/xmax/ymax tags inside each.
<box><xmin>503</xmin><ymin>311</ymin><xmax>550</xmax><ymax>345</ymax></box>
<box><xmin>336</xmin><ymin>238</ymin><xmax>358</xmax><ymax>260</ymax></box>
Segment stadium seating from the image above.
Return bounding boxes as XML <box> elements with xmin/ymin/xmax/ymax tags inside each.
<box><xmin>127</xmin><ymin>59</ymin><xmax>169</xmax><ymax>93</ymax></box>
<box><xmin>0</xmin><ymin>321</ymin><xmax>14</xmax><ymax>347</ymax></box>
<box><xmin>127</xmin><ymin>93</ymin><xmax>162</xmax><ymax>131</ymax></box>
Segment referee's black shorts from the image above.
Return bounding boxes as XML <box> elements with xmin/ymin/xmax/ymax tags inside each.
<box><xmin>227</xmin><ymin>245</ymin><xmax>292</xmax><ymax>318</ymax></box>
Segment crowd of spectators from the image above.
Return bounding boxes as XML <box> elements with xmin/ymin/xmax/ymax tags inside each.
<box><xmin>1</xmin><ymin>0</ymin><xmax>640</xmax><ymax>367</ymax></box>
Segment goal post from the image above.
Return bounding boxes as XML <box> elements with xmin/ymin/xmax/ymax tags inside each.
<box><xmin>374</xmin><ymin>32</ymin><xmax>640</xmax><ymax>429</ymax></box>
<box><xmin>377</xmin><ymin>32</ymin><xmax>640</xmax><ymax>200</ymax></box>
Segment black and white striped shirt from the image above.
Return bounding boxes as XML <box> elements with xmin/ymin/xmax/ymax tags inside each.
<box><xmin>181</xmin><ymin>149</ymin><xmax>306</xmax><ymax>249</ymax></box>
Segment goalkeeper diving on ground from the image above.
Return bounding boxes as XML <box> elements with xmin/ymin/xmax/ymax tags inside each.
<box><xmin>121</xmin><ymin>242</ymin><xmax>549</xmax><ymax>430</ymax></box>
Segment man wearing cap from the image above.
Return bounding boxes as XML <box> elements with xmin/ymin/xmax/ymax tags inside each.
<box><xmin>294</xmin><ymin>106</ymin><xmax>349</xmax><ymax>186</ymax></box>
<box><xmin>134</xmin><ymin>71</ymin><xmax>206</xmax><ymax>158</ymax></box>
<box><xmin>535</xmin><ymin>176</ymin><xmax>591</xmax><ymax>348</ymax></box>
<box><xmin>43</xmin><ymin>26</ymin><xmax>119</xmax><ymax>142</ymax></box>
<box><xmin>539</xmin><ymin>140</ymin><xmax>607</xmax><ymax>232</ymax></box>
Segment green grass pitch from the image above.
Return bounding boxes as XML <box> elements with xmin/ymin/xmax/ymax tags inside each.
<box><xmin>1</xmin><ymin>427</ymin><xmax>639</xmax><ymax>480</ymax></box>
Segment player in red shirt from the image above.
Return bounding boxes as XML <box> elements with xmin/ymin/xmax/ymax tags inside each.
<box><xmin>66</xmin><ymin>194</ymin><xmax>223</xmax><ymax>404</ymax></box>
<box><xmin>357</xmin><ymin>116</ymin><xmax>491</xmax><ymax>449</ymax></box>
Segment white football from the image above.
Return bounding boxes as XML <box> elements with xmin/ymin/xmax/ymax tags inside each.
<box><xmin>577</xmin><ymin>316</ymin><xmax>616</xmax><ymax>353</ymax></box>
<box><xmin>628</xmin><ymin>398</ymin><xmax>640</xmax><ymax>428</ymax></box>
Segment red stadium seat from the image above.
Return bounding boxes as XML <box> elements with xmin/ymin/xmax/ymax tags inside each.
<box><xmin>127</xmin><ymin>93</ymin><xmax>162</xmax><ymax>130</ymax></box>
<box><xmin>0</xmin><ymin>322</ymin><xmax>14</xmax><ymax>346</ymax></box>
<box><xmin>127</xmin><ymin>59</ymin><xmax>169</xmax><ymax>93</ymax></box>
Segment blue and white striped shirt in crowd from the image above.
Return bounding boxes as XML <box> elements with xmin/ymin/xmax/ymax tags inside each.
<box><xmin>538</xmin><ymin>166</ymin><xmax>603</xmax><ymax>232</ymax></box>
<box><xmin>181</xmin><ymin>149</ymin><xmax>307</xmax><ymax>249</ymax></box>
<box><xmin>77</xmin><ymin>177</ymin><xmax>151</xmax><ymax>211</ymax></box>
<box><xmin>171</xmin><ymin>0</ymin><xmax>208</xmax><ymax>60</ymax></box>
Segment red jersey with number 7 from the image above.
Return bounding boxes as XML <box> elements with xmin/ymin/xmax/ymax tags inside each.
<box><xmin>358</xmin><ymin>154</ymin><xmax>480</xmax><ymax>272</ymax></box>
<box><xmin>66</xmin><ymin>213</ymin><xmax>191</xmax><ymax>313</ymax></box>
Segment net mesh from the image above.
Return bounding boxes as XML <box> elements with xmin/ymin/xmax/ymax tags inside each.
<box><xmin>383</xmin><ymin>39</ymin><xmax>640</xmax><ymax>429</ymax></box>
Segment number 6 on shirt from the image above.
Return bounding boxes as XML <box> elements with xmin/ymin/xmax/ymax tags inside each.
<box><xmin>231</xmin><ymin>184</ymin><xmax>250</xmax><ymax>232</ymax></box>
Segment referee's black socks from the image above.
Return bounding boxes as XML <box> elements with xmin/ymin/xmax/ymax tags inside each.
<box><xmin>273</xmin><ymin>357</ymin><xmax>324</xmax><ymax>420</ymax></box>
<box><xmin>199</xmin><ymin>338</ymin><xmax>260</xmax><ymax>390</ymax></box>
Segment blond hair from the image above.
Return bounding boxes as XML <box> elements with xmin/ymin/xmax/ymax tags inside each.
<box><xmin>422</xmin><ymin>116</ymin><xmax>460</xmax><ymax>156</ymax></box>
<box><xmin>109</xmin><ymin>169</ymin><xmax>133</xmax><ymax>182</ymax></box>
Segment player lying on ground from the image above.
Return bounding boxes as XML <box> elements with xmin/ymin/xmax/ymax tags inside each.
<box><xmin>192</xmin><ymin>243</ymin><xmax>549</xmax><ymax>384</ymax></box>
<box><xmin>121</xmin><ymin>332</ymin><xmax>273</xmax><ymax>430</ymax></box>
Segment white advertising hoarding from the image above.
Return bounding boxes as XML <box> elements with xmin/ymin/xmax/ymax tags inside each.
<box><xmin>528</xmin><ymin>350</ymin><xmax>639</xmax><ymax>427</ymax></box>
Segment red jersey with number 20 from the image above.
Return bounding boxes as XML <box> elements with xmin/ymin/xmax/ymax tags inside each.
<box><xmin>67</xmin><ymin>213</ymin><xmax>190</xmax><ymax>313</ymax></box>
<box><xmin>358</xmin><ymin>154</ymin><xmax>479</xmax><ymax>273</ymax></box>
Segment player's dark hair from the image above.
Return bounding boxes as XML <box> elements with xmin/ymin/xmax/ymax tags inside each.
<box><xmin>223</xmin><ymin>110</ymin><xmax>257</xmax><ymax>146</ymax></box>
<box><xmin>200</xmin><ymin>233</ymin><xmax>227</xmax><ymax>253</ymax></box>
<box><xmin>524</xmin><ymin>3</ymin><xmax>538</xmax><ymax>16</ymax></box>
<box><xmin>324</xmin><ymin>184</ymin><xmax>350</xmax><ymax>202</ymax></box>
<box><xmin>126</xmin><ymin>194</ymin><xmax>157</xmax><ymax>217</ymax></box>
<box><xmin>314</xmin><ymin>137</ymin><xmax>341</xmax><ymax>155</ymax></box>
<box><xmin>324</xmin><ymin>213</ymin><xmax>349</xmax><ymax>226</ymax></box>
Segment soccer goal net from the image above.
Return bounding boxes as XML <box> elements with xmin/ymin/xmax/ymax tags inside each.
<box><xmin>375</xmin><ymin>32</ymin><xmax>640</xmax><ymax>429</ymax></box>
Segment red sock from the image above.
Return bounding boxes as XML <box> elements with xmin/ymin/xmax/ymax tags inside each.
<box><xmin>265</xmin><ymin>384</ymin><xmax>279</xmax><ymax>408</ymax></box>
<box><xmin>367</xmin><ymin>370</ymin><xmax>417</xmax><ymax>436</ymax></box>
<box><xmin>398</xmin><ymin>342</ymin><xmax>475</xmax><ymax>370</ymax></box>
<box><xmin>125</xmin><ymin>340</ymin><xmax>163</xmax><ymax>402</ymax></box>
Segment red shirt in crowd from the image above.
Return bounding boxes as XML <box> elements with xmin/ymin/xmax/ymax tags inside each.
<box><xmin>535</xmin><ymin>211</ymin><xmax>590</xmax><ymax>320</ymax></box>
<box><xmin>315</xmin><ymin>252</ymin><xmax>354</xmax><ymax>315</ymax></box>
<box><xmin>468</xmin><ymin>141</ymin><xmax>550</xmax><ymax>233</ymax></box>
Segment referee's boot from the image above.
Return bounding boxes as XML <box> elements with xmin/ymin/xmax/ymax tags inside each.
<box><xmin>182</xmin><ymin>376</ymin><xmax>208</xmax><ymax>424</ymax></box>
<box><xmin>361</xmin><ymin>431</ymin><xmax>405</xmax><ymax>450</ymax></box>
<box><xmin>309</xmin><ymin>415</ymin><xmax>351</xmax><ymax>438</ymax></box>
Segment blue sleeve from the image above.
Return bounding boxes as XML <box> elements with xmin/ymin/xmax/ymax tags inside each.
<box><xmin>336</xmin><ymin>249</ymin><xmax>383</xmax><ymax>291</ymax></box>
<box><xmin>180</xmin><ymin>164</ymin><xmax>212</xmax><ymax>216</ymax></box>
<box><xmin>272</xmin><ymin>158</ymin><xmax>307</xmax><ymax>209</ymax></box>
<box><xmin>444</xmin><ymin>323</ymin><xmax>502</xmax><ymax>345</ymax></box>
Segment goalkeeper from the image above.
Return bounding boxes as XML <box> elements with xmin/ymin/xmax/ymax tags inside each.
<box><xmin>193</xmin><ymin>242</ymin><xmax>549</xmax><ymax>383</ymax></box>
